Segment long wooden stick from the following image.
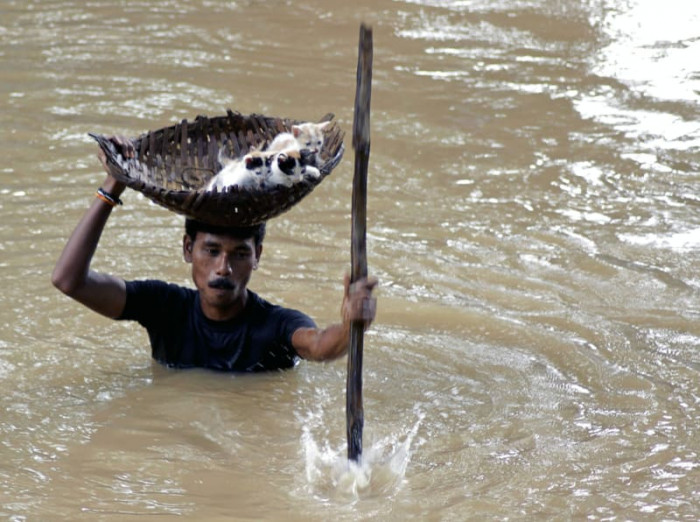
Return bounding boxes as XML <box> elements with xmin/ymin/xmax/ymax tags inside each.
<box><xmin>347</xmin><ymin>23</ymin><xmax>373</xmax><ymax>463</ymax></box>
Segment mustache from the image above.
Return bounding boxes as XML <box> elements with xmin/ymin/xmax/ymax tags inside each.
<box><xmin>208</xmin><ymin>278</ymin><xmax>235</xmax><ymax>290</ymax></box>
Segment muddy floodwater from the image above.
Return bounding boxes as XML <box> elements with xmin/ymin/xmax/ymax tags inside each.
<box><xmin>1</xmin><ymin>0</ymin><xmax>699</xmax><ymax>520</ymax></box>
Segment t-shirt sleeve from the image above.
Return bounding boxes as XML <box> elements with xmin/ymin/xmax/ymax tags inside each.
<box><xmin>117</xmin><ymin>280</ymin><xmax>187</xmax><ymax>328</ymax></box>
<box><xmin>274</xmin><ymin>307</ymin><xmax>317</xmax><ymax>352</ymax></box>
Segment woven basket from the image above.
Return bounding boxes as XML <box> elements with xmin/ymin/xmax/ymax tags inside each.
<box><xmin>90</xmin><ymin>110</ymin><xmax>345</xmax><ymax>226</ymax></box>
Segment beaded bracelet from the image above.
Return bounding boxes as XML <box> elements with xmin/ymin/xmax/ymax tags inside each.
<box><xmin>96</xmin><ymin>187</ymin><xmax>123</xmax><ymax>207</ymax></box>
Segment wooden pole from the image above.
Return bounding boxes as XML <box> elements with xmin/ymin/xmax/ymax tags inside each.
<box><xmin>347</xmin><ymin>23</ymin><xmax>373</xmax><ymax>463</ymax></box>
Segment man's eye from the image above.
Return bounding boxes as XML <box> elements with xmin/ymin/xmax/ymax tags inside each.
<box><xmin>206</xmin><ymin>248</ymin><xmax>219</xmax><ymax>256</ymax></box>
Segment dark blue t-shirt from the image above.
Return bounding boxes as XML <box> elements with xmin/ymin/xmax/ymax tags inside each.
<box><xmin>117</xmin><ymin>280</ymin><xmax>316</xmax><ymax>372</ymax></box>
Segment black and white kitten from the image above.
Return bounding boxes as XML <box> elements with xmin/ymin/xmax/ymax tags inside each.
<box><xmin>265</xmin><ymin>149</ymin><xmax>320</xmax><ymax>188</ymax></box>
<box><xmin>205</xmin><ymin>148</ymin><xmax>270</xmax><ymax>191</ymax></box>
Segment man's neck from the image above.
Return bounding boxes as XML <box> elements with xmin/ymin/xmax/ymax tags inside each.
<box><xmin>199</xmin><ymin>289</ymin><xmax>248</xmax><ymax>322</ymax></box>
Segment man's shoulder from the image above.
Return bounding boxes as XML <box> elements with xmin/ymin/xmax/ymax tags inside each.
<box><xmin>119</xmin><ymin>279</ymin><xmax>196</xmax><ymax>322</ymax></box>
<box><xmin>246</xmin><ymin>290</ymin><xmax>316</xmax><ymax>328</ymax></box>
<box><xmin>246</xmin><ymin>291</ymin><xmax>290</xmax><ymax>316</ymax></box>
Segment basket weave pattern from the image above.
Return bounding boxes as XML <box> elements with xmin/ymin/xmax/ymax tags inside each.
<box><xmin>90</xmin><ymin>110</ymin><xmax>345</xmax><ymax>226</ymax></box>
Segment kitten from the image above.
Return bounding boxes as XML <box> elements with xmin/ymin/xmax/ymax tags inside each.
<box><xmin>205</xmin><ymin>149</ymin><xmax>270</xmax><ymax>191</ymax></box>
<box><xmin>267</xmin><ymin>121</ymin><xmax>330</xmax><ymax>164</ymax></box>
<box><xmin>265</xmin><ymin>149</ymin><xmax>320</xmax><ymax>188</ymax></box>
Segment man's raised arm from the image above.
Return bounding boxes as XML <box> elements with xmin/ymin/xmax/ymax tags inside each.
<box><xmin>51</xmin><ymin>138</ymin><xmax>132</xmax><ymax>319</ymax></box>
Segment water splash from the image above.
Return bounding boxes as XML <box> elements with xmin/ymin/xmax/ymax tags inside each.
<box><xmin>300</xmin><ymin>408</ymin><xmax>425</xmax><ymax>501</ymax></box>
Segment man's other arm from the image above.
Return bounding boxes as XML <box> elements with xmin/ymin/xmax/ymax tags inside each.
<box><xmin>52</xmin><ymin>139</ymin><xmax>133</xmax><ymax>319</ymax></box>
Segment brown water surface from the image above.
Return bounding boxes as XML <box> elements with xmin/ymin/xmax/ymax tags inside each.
<box><xmin>1</xmin><ymin>0</ymin><xmax>699</xmax><ymax>519</ymax></box>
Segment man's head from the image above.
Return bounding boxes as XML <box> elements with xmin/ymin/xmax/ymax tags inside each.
<box><xmin>182</xmin><ymin>219</ymin><xmax>266</xmax><ymax>320</ymax></box>
<box><xmin>184</xmin><ymin>219</ymin><xmax>266</xmax><ymax>247</ymax></box>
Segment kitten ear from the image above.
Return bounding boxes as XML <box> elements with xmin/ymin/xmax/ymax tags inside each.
<box><xmin>319</xmin><ymin>121</ymin><xmax>331</xmax><ymax>130</ymax></box>
<box><xmin>292</xmin><ymin>126</ymin><xmax>301</xmax><ymax>138</ymax></box>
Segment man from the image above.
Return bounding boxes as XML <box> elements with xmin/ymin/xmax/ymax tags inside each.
<box><xmin>52</xmin><ymin>136</ymin><xmax>377</xmax><ymax>372</ymax></box>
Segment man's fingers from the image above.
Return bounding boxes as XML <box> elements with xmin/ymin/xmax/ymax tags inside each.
<box><xmin>343</xmin><ymin>275</ymin><xmax>377</xmax><ymax>327</ymax></box>
<box><xmin>109</xmin><ymin>135</ymin><xmax>135</xmax><ymax>159</ymax></box>
<box><xmin>344</xmin><ymin>273</ymin><xmax>351</xmax><ymax>298</ymax></box>
<box><xmin>365</xmin><ymin>276</ymin><xmax>378</xmax><ymax>291</ymax></box>
<box><xmin>348</xmin><ymin>276</ymin><xmax>378</xmax><ymax>296</ymax></box>
<box><xmin>361</xmin><ymin>298</ymin><xmax>376</xmax><ymax>319</ymax></box>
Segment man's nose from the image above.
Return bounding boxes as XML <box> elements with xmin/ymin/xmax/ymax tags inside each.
<box><xmin>216</xmin><ymin>255</ymin><xmax>232</xmax><ymax>275</ymax></box>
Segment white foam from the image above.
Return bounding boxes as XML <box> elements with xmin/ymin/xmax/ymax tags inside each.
<box><xmin>299</xmin><ymin>409</ymin><xmax>425</xmax><ymax>501</ymax></box>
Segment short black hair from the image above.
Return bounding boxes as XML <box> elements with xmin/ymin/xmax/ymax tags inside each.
<box><xmin>184</xmin><ymin>218</ymin><xmax>266</xmax><ymax>246</ymax></box>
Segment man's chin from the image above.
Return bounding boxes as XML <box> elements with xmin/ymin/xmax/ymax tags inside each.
<box><xmin>208</xmin><ymin>287</ymin><xmax>236</xmax><ymax>299</ymax></box>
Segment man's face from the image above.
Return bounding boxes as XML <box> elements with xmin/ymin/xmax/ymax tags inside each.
<box><xmin>183</xmin><ymin>232</ymin><xmax>262</xmax><ymax>317</ymax></box>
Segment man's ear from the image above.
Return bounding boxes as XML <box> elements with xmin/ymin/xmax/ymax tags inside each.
<box><xmin>253</xmin><ymin>244</ymin><xmax>263</xmax><ymax>270</ymax></box>
<box><xmin>183</xmin><ymin>234</ymin><xmax>194</xmax><ymax>263</ymax></box>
